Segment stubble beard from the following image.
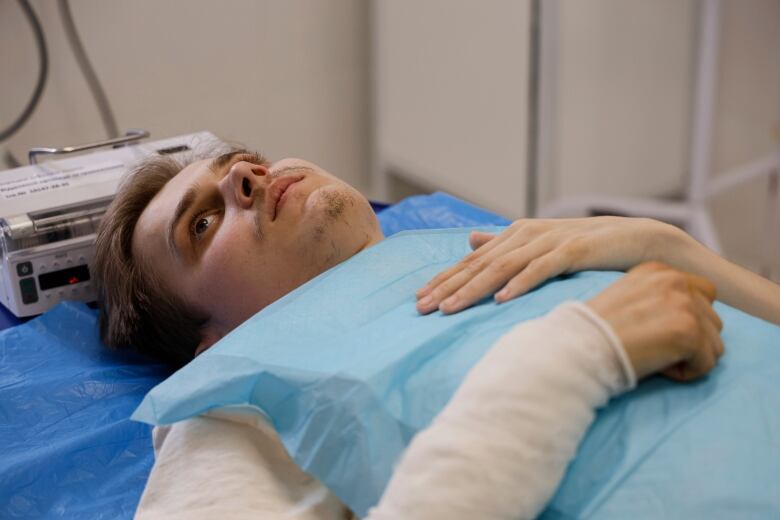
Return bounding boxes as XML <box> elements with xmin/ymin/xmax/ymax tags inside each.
<box><xmin>253</xmin><ymin>184</ymin><xmax>360</xmax><ymax>273</ymax></box>
<box><xmin>311</xmin><ymin>188</ymin><xmax>357</xmax><ymax>267</ymax></box>
<box><xmin>252</xmin><ymin>203</ymin><xmax>265</xmax><ymax>241</ymax></box>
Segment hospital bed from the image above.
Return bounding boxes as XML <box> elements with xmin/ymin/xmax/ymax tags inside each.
<box><xmin>0</xmin><ymin>192</ymin><xmax>509</xmax><ymax>519</ymax></box>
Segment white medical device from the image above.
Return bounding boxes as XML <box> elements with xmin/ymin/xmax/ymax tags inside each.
<box><xmin>0</xmin><ymin>130</ymin><xmax>218</xmax><ymax>318</ymax></box>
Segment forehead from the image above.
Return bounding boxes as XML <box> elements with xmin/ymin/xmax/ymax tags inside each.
<box><xmin>161</xmin><ymin>157</ymin><xmax>214</xmax><ymax>198</ymax></box>
<box><xmin>133</xmin><ymin>158</ymin><xmax>213</xmax><ymax>248</ymax></box>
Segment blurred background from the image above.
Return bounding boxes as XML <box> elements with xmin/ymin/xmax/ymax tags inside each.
<box><xmin>1</xmin><ymin>0</ymin><xmax>778</xmax><ymax>279</ymax></box>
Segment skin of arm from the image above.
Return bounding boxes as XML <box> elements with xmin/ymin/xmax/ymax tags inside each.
<box><xmin>416</xmin><ymin>217</ymin><xmax>780</xmax><ymax>325</ymax></box>
<box><xmin>651</xmin><ymin>221</ymin><xmax>780</xmax><ymax>325</ymax></box>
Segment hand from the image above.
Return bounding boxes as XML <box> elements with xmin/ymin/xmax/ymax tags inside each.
<box><xmin>416</xmin><ymin>217</ymin><xmax>673</xmax><ymax>315</ymax></box>
<box><xmin>587</xmin><ymin>262</ymin><xmax>724</xmax><ymax>382</ymax></box>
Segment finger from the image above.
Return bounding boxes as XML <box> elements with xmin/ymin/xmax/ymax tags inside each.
<box><xmin>416</xmin><ymin>257</ymin><xmax>496</xmax><ymax>314</ymax></box>
<box><xmin>417</xmin><ymin>266</ymin><xmax>485</xmax><ymax>314</ymax></box>
<box><xmin>469</xmin><ymin>231</ymin><xmax>497</xmax><ymax>251</ymax></box>
<box><xmin>417</xmin><ymin>228</ymin><xmax>528</xmax><ymax>300</ymax></box>
<box><xmin>438</xmin><ymin>248</ymin><xmax>536</xmax><ymax>314</ymax></box>
<box><xmin>664</xmin><ymin>346</ymin><xmax>716</xmax><ymax>383</ymax></box>
<box><xmin>685</xmin><ymin>273</ymin><xmax>717</xmax><ymax>303</ymax></box>
<box><xmin>416</xmin><ymin>232</ymin><xmax>509</xmax><ymax>299</ymax></box>
<box><xmin>680</xmin><ymin>316</ymin><xmax>718</xmax><ymax>380</ymax></box>
<box><xmin>692</xmin><ymin>292</ymin><xmax>724</xmax><ymax>358</ymax></box>
<box><xmin>663</xmin><ymin>296</ymin><xmax>723</xmax><ymax>383</ymax></box>
<box><xmin>688</xmin><ymin>337</ymin><xmax>717</xmax><ymax>377</ymax></box>
<box><xmin>630</xmin><ymin>261</ymin><xmax>672</xmax><ymax>274</ymax></box>
<box><xmin>701</xmin><ymin>314</ymin><xmax>725</xmax><ymax>359</ymax></box>
<box><xmin>633</xmin><ymin>262</ymin><xmax>717</xmax><ymax>303</ymax></box>
<box><xmin>662</xmin><ymin>362</ymin><xmax>700</xmax><ymax>383</ymax></box>
<box><xmin>494</xmin><ymin>252</ymin><xmax>566</xmax><ymax>303</ymax></box>
<box><xmin>693</xmin><ymin>291</ymin><xmax>723</xmax><ymax>332</ymax></box>
<box><xmin>417</xmin><ymin>221</ymin><xmax>543</xmax><ymax>298</ymax></box>
<box><xmin>417</xmin><ymin>244</ymin><xmax>538</xmax><ymax>314</ymax></box>
<box><xmin>429</xmin><ymin>237</ymin><xmax>553</xmax><ymax>313</ymax></box>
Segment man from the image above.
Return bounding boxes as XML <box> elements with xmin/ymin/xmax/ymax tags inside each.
<box><xmin>96</xmin><ymin>150</ymin><xmax>384</xmax><ymax>366</ymax></box>
<box><xmin>95</xmin><ymin>148</ymin><xmax>780</xmax><ymax>518</ymax></box>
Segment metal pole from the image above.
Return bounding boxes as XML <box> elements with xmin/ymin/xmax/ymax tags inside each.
<box><xmin>688</xmin><ymin>0</ymin><xmax>721</xmax><ymax>203</ymax></box>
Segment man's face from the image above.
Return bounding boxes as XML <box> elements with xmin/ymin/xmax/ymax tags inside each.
<box><xmin>133</xmin><ymin>151</ymin><xmax>383</xmax><ymax>353</ymax></box>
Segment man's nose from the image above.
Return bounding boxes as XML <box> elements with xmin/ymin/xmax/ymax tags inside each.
<box><xmin>221</xmin><ymin>161</ymin><xmax>270</xmax><ymax>208</ymax></box>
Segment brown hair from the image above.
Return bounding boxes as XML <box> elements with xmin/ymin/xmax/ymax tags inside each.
<box><xmin>94</xmin><ymin>154</ymin><xmax>208</xmax><ymax>368</ymax></box>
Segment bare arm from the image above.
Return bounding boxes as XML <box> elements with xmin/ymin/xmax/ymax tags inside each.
<box><xmin>652</xmin><ymin>222</ymin><xmax>780</xmax><ymax>324</ymax></box>
<box><xmin>416</xmin><ymin>217</ymin><xmax>780</xmax><ymax>325</ymax></box>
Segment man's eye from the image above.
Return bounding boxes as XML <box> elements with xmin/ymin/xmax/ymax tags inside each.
<box><xmin>191</xmin><ymin>213</ymin><xmax>216</xmax><ymax>239</ymax></box>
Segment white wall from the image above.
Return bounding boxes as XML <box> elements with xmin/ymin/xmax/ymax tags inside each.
<box><xmin>710</xmin><ymin>0</ymin><xmax>780</xmax><ymax>277</ymax></box>
<box><xmin>542</xmin><ymin>0</ymin><xmax>779</xmax><ymax>278</ymax></box>
<box><xmin>0</xmin><ymin>0</ymin><xmax>370</xmax><ymax>190</ymax></box>
<box><xmin>372</xmin><ymin>0</ymin><xmax>531</xmax><ymax>218</ymax></box>
<box><xmin>372</xmin><ymin>0</ymin><xmax>778</xmax><ymax>278</ymax></box>
<box><xmin>3</xmin><ymin>1</ymin><xmax>777</xmax><ymax>277</ymax></box>
<box><xmin>547</xmin><ymin>0</ymin><xmax>695</xmax><ymax>200</ymax></box>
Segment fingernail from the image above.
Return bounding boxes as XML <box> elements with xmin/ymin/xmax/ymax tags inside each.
<box><xmin>441</xmin><ymin>295</ymin><xmax>459</xmax><ymax>311</ymax></box>
<box><xmin>417</xmin><ymin>285</ymin><xmax>431</xmax><ymax>298</ymax></box>
<box><xmin>495</xmin><ymin>289</ymin><xmax>509</xmax><ymax>302</ymax></box>
<box><xmin>418</xmin><ymin>295</ymin><xmax>433</xmax><ymax>307</ymax></box>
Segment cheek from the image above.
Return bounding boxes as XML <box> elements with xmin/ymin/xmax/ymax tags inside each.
<box><xmin>193</xmin><ymin>225</ymin><xmax>295</xmax><ymax>318</ymax></box>
<box><xmin>195</xmin><ymin>226</ymin><xmax>263</xmax><ymax>304</ymax></box>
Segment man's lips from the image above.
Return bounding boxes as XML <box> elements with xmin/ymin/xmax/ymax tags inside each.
<box><xmin>267</xmin><ymin>175</ymin><xmax>304</xmax><ymax>221</ymax></box>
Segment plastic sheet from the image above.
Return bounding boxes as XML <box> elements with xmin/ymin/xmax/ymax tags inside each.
<box><xmin>0</xmin><ymin>303</ymin><xmax>171</xmax><ymax>519</ymax></box>
<box><xmin>377</xmin><ymin>191</ymin><xmax>511</xmax><ymax>236</ymax></box>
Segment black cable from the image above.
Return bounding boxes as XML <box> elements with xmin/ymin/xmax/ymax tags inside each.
<box><xmin>59</xmin><ymin>0</ymin><xmax>119</xmax><ymax>139</ymax></box>
<box><xmin>0</xmin><ymin>0</ymin><xmax>48</xmax><ymax>143</ymax></box>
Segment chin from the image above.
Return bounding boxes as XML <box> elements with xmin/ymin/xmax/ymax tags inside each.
<box><xmin>301</xmin><ymin>184</ymin><xmax>379</xmax><ymax>264</ymax></box>
<box><xmin>305</xmin><ymin>183</ymin><xmax>364</xmax><ymax>220</ymax></box>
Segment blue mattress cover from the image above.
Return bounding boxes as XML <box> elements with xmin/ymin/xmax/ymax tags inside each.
<box><xmin>0</xmin><ymin>192</ymin><xmax>508</xmax><ymax>519</ymax></box>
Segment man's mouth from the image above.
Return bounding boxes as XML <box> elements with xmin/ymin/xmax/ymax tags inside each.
<box><xmin>267</xmin><ymin>175</ymin><xmax>304</xmax><ymax>221</ymax></box>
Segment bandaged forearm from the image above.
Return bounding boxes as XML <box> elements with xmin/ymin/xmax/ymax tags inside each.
<box><xmin>367</xmin><ymin>301</ymin><xmax>637</xmax><ymax>520</ymax></box>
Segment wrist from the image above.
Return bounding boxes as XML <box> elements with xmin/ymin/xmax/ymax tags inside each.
<box><xmin>641</xmin><ymin>219</ymin><xmax>693</xmax><ymax>266</ymax></box>
<box><xmin>575</xmin><ymin>302</ymin><xmax>637</xmax><ymax>390</ymax></box>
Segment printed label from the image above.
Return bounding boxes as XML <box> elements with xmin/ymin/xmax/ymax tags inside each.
<box><xmin>0</xmin><ymin>161</ymin><xmax>124</xmax><ymax>200</ymax></box>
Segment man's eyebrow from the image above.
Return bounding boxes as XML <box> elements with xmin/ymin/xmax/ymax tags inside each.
<box><xmin>167</xmin><ymin>183</ymin><xmax>200</xmax><ymax>259</ymax></box>
<box><xmin>166</xmin><ymin>150</ymin><xmax>267</xmax><ymax>259</ymax></box>
<box><xmin>208</xmin><ymin>149</ymin><xmax>253</xmax><ymax>176</ymax></box>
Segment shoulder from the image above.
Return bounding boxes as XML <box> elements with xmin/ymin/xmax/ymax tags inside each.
<box><xmin>140</xmin><ymin>412</ymin><xmax>350</xmax><ymax>519</ymax></box>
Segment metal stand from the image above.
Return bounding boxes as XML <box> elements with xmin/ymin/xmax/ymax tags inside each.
<box><xmin>28</xmin><ymin>129</ymin><xmax>149</xmax><ymax>165</ymax></box>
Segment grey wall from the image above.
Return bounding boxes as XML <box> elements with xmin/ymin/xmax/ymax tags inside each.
<box><xmin>2</xmin><ymin>0</ymin><xmax>777</xmax><ymax>278</ymax></box>
<box><xmin>710</xmin><ymin>0</ymin><xmax>780</xmax><ymax>278</ymax></box>
<box><xmin>0</xmin><ymin>0</ymin><xmax>370</xmax><ymax>190</ymax></box>
<box><xmin>549</xmin><ymin>0</ymin><xmax>780</xmax><ymax>278</ymax></box>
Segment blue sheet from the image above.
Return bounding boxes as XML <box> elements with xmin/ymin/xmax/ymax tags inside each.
<box><xmin>0</xmin><ymin>192</ymin><xmax>507</xmax><ymax>519</ymax></box>
<box><xmin>134</xmin><ymin>227</ymin><xmax>780</xmax><ymax>518</ymax></box>
<box><xmin>0</xmin><ymin>303</ymin><xmax>170</xmax><ymax>519</ymax></box>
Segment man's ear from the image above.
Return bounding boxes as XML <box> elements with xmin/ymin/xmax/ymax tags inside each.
<box><xmin>194</xmin><ymin>326</ymin><xmax>223</xmax><ymax>357</ymax></box>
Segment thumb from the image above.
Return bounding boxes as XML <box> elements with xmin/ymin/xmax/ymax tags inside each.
<box><xmin>469</xmin><ymin>231</ymin><xmax>496</xmax><ymax>250</ymax></box>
